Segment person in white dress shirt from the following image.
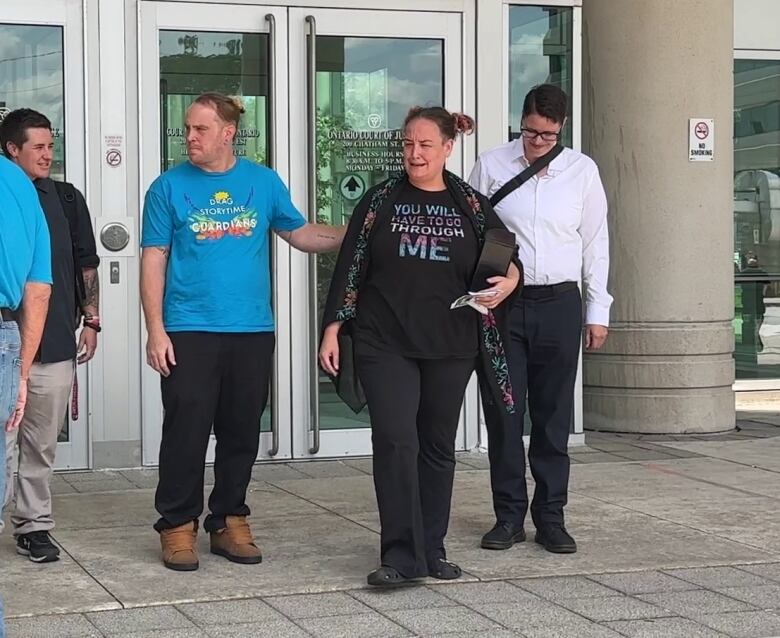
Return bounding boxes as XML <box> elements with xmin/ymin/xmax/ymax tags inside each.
<box><xmin>469</xmin><ymin>84</ymin><xmax>612</xmax><ymax>554</ymax></box>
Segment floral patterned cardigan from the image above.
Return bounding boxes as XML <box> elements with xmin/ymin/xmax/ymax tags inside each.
<box><xmin>321</xmin><ymin>170</ymin><xmax>522</xmax><ymax>415</ymax></box>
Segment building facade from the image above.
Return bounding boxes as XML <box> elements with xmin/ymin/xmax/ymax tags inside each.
<box><xmin>0</xmin><ymin>0</ymin><xmax>769</xmax><ymax>469</ymax></box>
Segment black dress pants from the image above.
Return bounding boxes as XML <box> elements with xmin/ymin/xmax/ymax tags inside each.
<box><xmin>356</xmin><ymin>339</ymin><xmax>475</xmax><ymax>578</ymax></box>
<box><xmin>154</xmin><ymin>331</ymin><xmax>275</xmax><ymax>533</ymax></box>
<box><xmin>480</xmin><ymin>286</ymin><xmax>582</xmax><ymax>528</ymax></box>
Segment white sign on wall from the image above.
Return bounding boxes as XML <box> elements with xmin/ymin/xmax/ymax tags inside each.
<box><xmin>689</xmin><ymin>118</ymin><xmax>714</xmax><ymax>161</ymax></box>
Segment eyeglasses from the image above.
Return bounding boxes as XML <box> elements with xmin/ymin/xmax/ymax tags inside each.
<box><xmin>520</xmin><ymin>127</ymin><xmax>561</xmax><ymax>142</ymax></box>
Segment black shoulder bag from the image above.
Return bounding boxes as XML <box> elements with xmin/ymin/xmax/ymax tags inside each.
<box><xmin>489</xmin><ymin>144</ymin><xmax>563</xmax><ymax>207</ymax></box>
<box><xmin>54</xmin><ymin>181</ymin><xmax>87</xmax><ymax>311</ymax></box>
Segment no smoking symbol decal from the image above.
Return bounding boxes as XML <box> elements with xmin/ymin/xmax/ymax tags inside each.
<box><xmin>694</xmin><ymin>121</ymin><xmax>709</xmax><ymax>140</ymax></box>
<box><xmin>106</xmin><ymin>148</ymin><xmax>122</xmax><ymax>167</ymax></box>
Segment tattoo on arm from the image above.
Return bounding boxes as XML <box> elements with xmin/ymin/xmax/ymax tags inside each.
<box><xmin>317</xmin><ymin>232</ymin><xmax>337</xmax><ymax>241</ymax></box>
<box><xmin>154</xmin><ymin>246</ymin><xmax>170</xmax><ymax>258</ymax></box>
<box><xmin>82</xmin><ymin>268</ymin><xmax>99</xmax><ymax>309</ymax></box>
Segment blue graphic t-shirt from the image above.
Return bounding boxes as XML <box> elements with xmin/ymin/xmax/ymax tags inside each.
<box><xmin>141</xmin><ymin>159</ymin><xmax>306</xmax><ymax>332</ymax></box>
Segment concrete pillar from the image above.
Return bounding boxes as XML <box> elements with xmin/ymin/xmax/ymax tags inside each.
<box><xmin>581</xmin><ymin>0</ymin><xmax>735</xmax><ymax>433</ymax></box>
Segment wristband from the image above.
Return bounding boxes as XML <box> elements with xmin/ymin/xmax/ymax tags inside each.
<box><xmin>84</xmin><ymin>321</ymin><xmax>102</xmax><ymax>333</ymax></box>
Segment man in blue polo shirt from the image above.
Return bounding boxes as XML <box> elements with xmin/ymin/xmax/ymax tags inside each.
<box><xmin>0</xmin><ymin>154</ymin><xmax>53</xmax><ymax>636</ymax></box>
<box><xmin>141</xmin><ymin>92</ymin><xmax>345</xmax><ymax>571</ymax></box>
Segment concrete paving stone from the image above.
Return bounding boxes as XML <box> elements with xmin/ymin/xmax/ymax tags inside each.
<box><xmin>61</xmin><ymin>470</ymin><xmax>127</xmax><ymax>483</ymax></box>
<box><xmin>175</xmin><ymin>598</ymin><xmax>286</xmax><ymax>625</ymax></box>
<box><xmin>664</xmin><ymin>566</ymin><xmax>774</xmax><ymax>589</ymax></box>
<box><xmin>202</xmin><ymin>619</ymin><xmax>311</xmax><ymax>637</ymax></box>
<box><xmin>340</xmin><ymin>458</ymin><xmax>373</xmax><ymax>475</ymax></box>
<box><xmin>713</xmin><ymin>585</ymin><xmax>780</xmax><ymax>610</ymax></box>
<box><xmin>349</xmin><ymin>585</ymin><xmax>454</xmax><ymax>611</ymax></box>
<box><xmin>604</xmin><ymin>617</ymin><xmax>729</xmax><ymax>637</ymax></box>
<box><xmin>511</xmin><ymin>575</ymin><xmax>624</xmax><ymax>600</ymax></box>
<box><xmin>639</xmin><ymin>590</ymin><xmax>758</xmax><ymax>617</ymax></box>
<box><xmin>455</xmin><ymin>452</ymin><xmax>492</xmax><ymax>470</ymax></box>
<box><xmin>696</xmin><ymin>610</ymin><xmax>780</xmax><ymax>638</ymax></box>
<box><xmin>119</xmin><ymin>469</ymin><xmax>160</xmax><ymax>489</ymax></box>
<box><xmin>297</xmin><ymin>611</ymin><xmax>411</xmax><ymax>637</ymax></box>
<box><xmin>250</xmin><ymin>463</ymin><xmax>311</xmax><ymax>482</ymax></box>
<box><xmin>588</xmin><ymin>571</ymin><xmax>701</xmax><ymax>595</ymax></box>
<box><xmin>270</xmin><ymin>475</ymin><xmax>378</xmax><ymax>515</ymax></box>
<box><xmin>287</xmin><ymin>461</ymin><xmax>367</xmax><ymax>479</ymax></box>
<box><xmin>53</xmin><ymin>490</ymin><xmax>157</xmax><ymax>530</ymax></box>
<box><xmin>51</xmin><ymin>478</ymin><xmax>79</xmax><ymax>495</ymax></box>
<box><xmin>265</xmin><ymin>592</ymin><xmax>372</xmax><ymax>619</ymax></box>
<box><xmin>421</xmin><ymin>632</ymin><xmax>519</xmax><ymax>638</ymax></box>
<box><xmin>110</xmin><ymin>630</ymin><xmax>208</xmax><ymax>638</ymax></box>
<box><xmin>571</xmin><ymin>452</ymin><xmax>628</xmax><ymax>463</ymax></box>
<box><xmin>86</xmin><ymin>606</ymin><xmax>196</xmax><ymax>634</ymax></box>
<box><xmin>610</xmin><ymin>449</ymin><xmax>680</xmax><ymax>461</ymax></box>
<box><xmin>585</xmin><ymin>441</ymin><xmax>645</xmax><ymax>452</ymax></box>
<box><xmin>737</xmin><ymin>563</ymin><xmax>780</xmax><ymax>583</ymax></box>
<box><xmin>385</xmin><ymin>606</ymin><xmax>501</xmax><ymax>635</ymax></box>
<box><xmin>518</xmin><ymin>619</ymin><xmax>625</xmax><ymax>638</ymax></box>
<box><xmin>53</xmin><ymin>513</ymin><xmax>378</xmax><ymax>606</ymax></box>
<box><xmin>656</xmin><ymin>438</ymin><xmax>780</xmax><ymax>473</ymax></box>
<box><xmin>432</xmin><ymin>581</ymin><xmax>539</xmax><ymax>605</ymax></box>
<box><xmin>0</xmin><ymin>532</ymin><xmax>121</xmax><ymax>617</ymax></box>
<box><xmin>470</xmin><ymin>600</ymin><xmax>585</xmax><ymax>630</ymax></box>
<box><xmin>5</xmin><ymin>613</ymin><xmax>103</xmax><ymax>638</ymax></box>
<box><xmin>69</xmin><ymin>477</ymin><xmax>137</xmax><ymax>493</ymax></box>
<box><xmin>556</xmin><ymin>596</ymin><xmax>674</xmax><ymax>622</ymax></box>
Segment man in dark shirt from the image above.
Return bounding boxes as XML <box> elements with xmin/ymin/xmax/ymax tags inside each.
<box><xmin>0</xmin><ymin>109</ymin><xmax>100</xmax><ymax>563</ymax></box>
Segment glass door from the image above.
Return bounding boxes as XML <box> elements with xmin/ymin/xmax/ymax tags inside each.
<box><xmin>0</xmin><ymin>0</ymin><xmax>88</xmax><ymax>469</ymax></box>
<box><xmin>139</xmin><ymin>2</ymin><xmax>292</xmax><ymax>464</ymax></box>
<box><xmin>288</xmin><ymin>8</ymin><xmax>464</xmax><ymax>458</ymax></box>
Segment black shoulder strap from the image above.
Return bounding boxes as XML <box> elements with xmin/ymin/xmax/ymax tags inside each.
<box><xmin>489</xmin><ymin>144</ymin><xmax>564</xmax><ymax>208</ymax></box>
<box><xmin>54</xmin><ymin>180</ymin><xmax>87</xmax><ymax>308</ymax></box>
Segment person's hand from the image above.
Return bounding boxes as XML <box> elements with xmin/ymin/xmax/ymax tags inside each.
<box><xmin>146</xmin><ymin>328</ymin><xmax>176</xmax><ymax>377</ymax></box>
<box><xmin>5</xmin><ymin>378</ymin><xmax>27</xmax><ymax>432</ymax></box>
<box><xmin>77</xmin><ymin>327</ymin><xmax>98</xmax><ymax>364</ymax></box>
<box><xmin>584</xmin><ymin>324</ymin><xmax>608</xmax><ymax>350</ymax></box>
<box><xmin>477</xmin><ymin>264</ymin><xmax>521</xmax><ymax>310</ymax></box>
<box><xmin>319</xmin><ymin>323</ymin><xmax>341</xmax><ymax>376</ymax></box>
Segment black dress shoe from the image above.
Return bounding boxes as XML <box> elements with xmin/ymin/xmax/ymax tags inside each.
<box><xmin>367</xmin><ymin>566</ymin><xmax>421</xmax><ymax>588</ymax></box>
<box><xmin>480</xmin><ymin>521</ymin><xmax>526</xmax><ymax>550</ymax></box>
<box><xmin>534</xmin><ymin>523</ymin><xmax>577</xmax><ymax>554</ymax></box>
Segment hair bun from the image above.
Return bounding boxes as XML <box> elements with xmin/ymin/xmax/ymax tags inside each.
<box><xmin>452</xmin><ymin>112</ymin><xmax>475</xmax><ymax>136</ymax></box>
<box><xmin>230</xmin><ymin>96</ymin><xmax>246</xmax><ymax>114</ymax></box>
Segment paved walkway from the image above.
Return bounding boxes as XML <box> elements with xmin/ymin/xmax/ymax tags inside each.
<box><xmin>2</xmin><ymin>413</ymin><xmax>780</xmax><ymax>638</ymax></box>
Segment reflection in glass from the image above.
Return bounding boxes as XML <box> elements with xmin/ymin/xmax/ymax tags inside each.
<box><xmin>508</xmin><ymin>6</ymin><xmax>573</xmax><ymax>144</ymax></box>
<box><xmin>0</xmin><ymin>24</ymin><xmax>65</xmax><ymax>179</ymax></box>
<box><xmin>159</xmin><ymin>30</ymin><xmax>273</xmax><ymax>431</ymax></box>
<box><xmin>733</xmin><ymin>59</ymin><xmax>780</xmax><ymax>378</ymax></box>
<box><xmin>315</xmin><ymin>36</ymin><xmax>444</xmax><ymax>429</ymax></box>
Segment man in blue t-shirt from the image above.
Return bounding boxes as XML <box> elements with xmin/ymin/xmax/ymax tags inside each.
<box><xmin>0</xmin><ymin>154</ymin><xmax>53</xmax><ymax>634</ymax></box>
<box><xmin>141</xmin><ymin>92</ymin><xmax>345</xmax><ymax>572</ymax></box>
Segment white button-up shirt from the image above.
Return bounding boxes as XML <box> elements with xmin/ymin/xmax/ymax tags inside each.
<box><xmin>469</xmin><ymin>141</ymin><xmax>613</xmax><ymax>326</ymax></box>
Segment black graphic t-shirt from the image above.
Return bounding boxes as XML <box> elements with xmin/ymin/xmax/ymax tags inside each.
<box><xmin>355</xmin><ymin>182</ymin><xmax>480</xmax><ymax>358</ymax></box>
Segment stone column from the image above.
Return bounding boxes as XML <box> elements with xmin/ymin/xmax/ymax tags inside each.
<box><xmin>581</xmin><ymin>0</ymin><xmax>735</xmax><ymax>433</ymax></box>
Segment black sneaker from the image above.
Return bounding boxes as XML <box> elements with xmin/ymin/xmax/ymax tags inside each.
<box><xmin>16</xmin><ymin>531</ymin><xmax>61</xmax><ymax>563</ymax></box>
<box><xmin>534</xmin><ymin>523</ymin><xmax>577</xmax><ymax>554</ymax></box>
<box><xmin>480</xmin><ymin>521</ymin><xmax>526</xmax><ymax>550</ymax></box>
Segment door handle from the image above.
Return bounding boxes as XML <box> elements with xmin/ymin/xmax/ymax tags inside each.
<box><xmin>266</xmin><ymin>12</ymin><xmax>280</xmax><ymax>457</ymax></box>
<box><xmin>305</xmin><ymin>14</ymin><xmax>320</xmax><ymax>454</ymax></box>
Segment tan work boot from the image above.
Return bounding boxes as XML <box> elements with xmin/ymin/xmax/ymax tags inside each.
<box><xmin>160</xmin><ymin>520</ymin><xmax>199</xmax><ymax>571</ymax></box>
<box><xmin>210</xmin><ymin>515</ymin><xmax>262</xmax><ymax>564</ymax></box>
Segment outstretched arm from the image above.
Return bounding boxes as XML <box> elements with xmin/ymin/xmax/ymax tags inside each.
<box><xmin>276</xmin><ymin>223</ymin><xmax>346</xmax><ymax>253</ymax></box>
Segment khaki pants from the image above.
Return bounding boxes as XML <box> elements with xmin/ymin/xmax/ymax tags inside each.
<box><xmin>4</xmin><ymin>360</ymin><xmax>74</xmax><ymax>535</ymax></box>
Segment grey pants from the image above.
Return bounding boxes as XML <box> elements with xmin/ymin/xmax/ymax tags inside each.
<box><xmin>4</xmin><ymin>360</ymin><xmax>74</xmax><ymax>535</ymax></box>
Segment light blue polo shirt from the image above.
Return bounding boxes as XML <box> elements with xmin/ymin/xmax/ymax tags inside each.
<box><xmin>0</xmin><ymin>156</ymin><xmax>52</xmax><ymax>310</ymax></box>
<box><xmin>141</xmin><ymin>159</ymin><xmax>306</xmax><ymax>332</ymax></box>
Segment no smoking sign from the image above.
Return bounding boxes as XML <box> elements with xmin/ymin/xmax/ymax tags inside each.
<box><xmin>688</xmin><ymin>118</ymin><xmax>714</xmax><ymax>162</ymax></box>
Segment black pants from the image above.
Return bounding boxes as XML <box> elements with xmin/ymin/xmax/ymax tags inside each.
<box><xmin>480</xmin><ymin>286</ymin><xmax>582</xmax><ymax>528</ymax></box>
<box><xmin>356</xmin><ymin>340</ymin><xmax>475</xmax><ymax>578</ymax></box>
<box><xmin>154</xmin><ymin>332</ymin><xmax>275</xmax><ymax>533</ymax></box>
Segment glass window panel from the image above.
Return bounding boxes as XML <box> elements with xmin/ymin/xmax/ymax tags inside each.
<box><xmin>315</xmin><ymin>36</ymin><xmax>444</xmax><ymax>430</ymax></box>
<box><xmin>733</xmin><ymin>58</ymin><xmax>780</xmax><ymax>379</ymax></box>
<box><xmin>508</xmin><ymin>6</ymin><xmax>573</xmax><ymax>144</ymax></box>
<box><xmin>159</xmin><ymin>30</ymin><xmax>273</xmax><ymax>432</ymax></box>
<box><xmin>0</xmin><ymin>24</ymin><xmax>65</xmax><ymax>179</ymax></box>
